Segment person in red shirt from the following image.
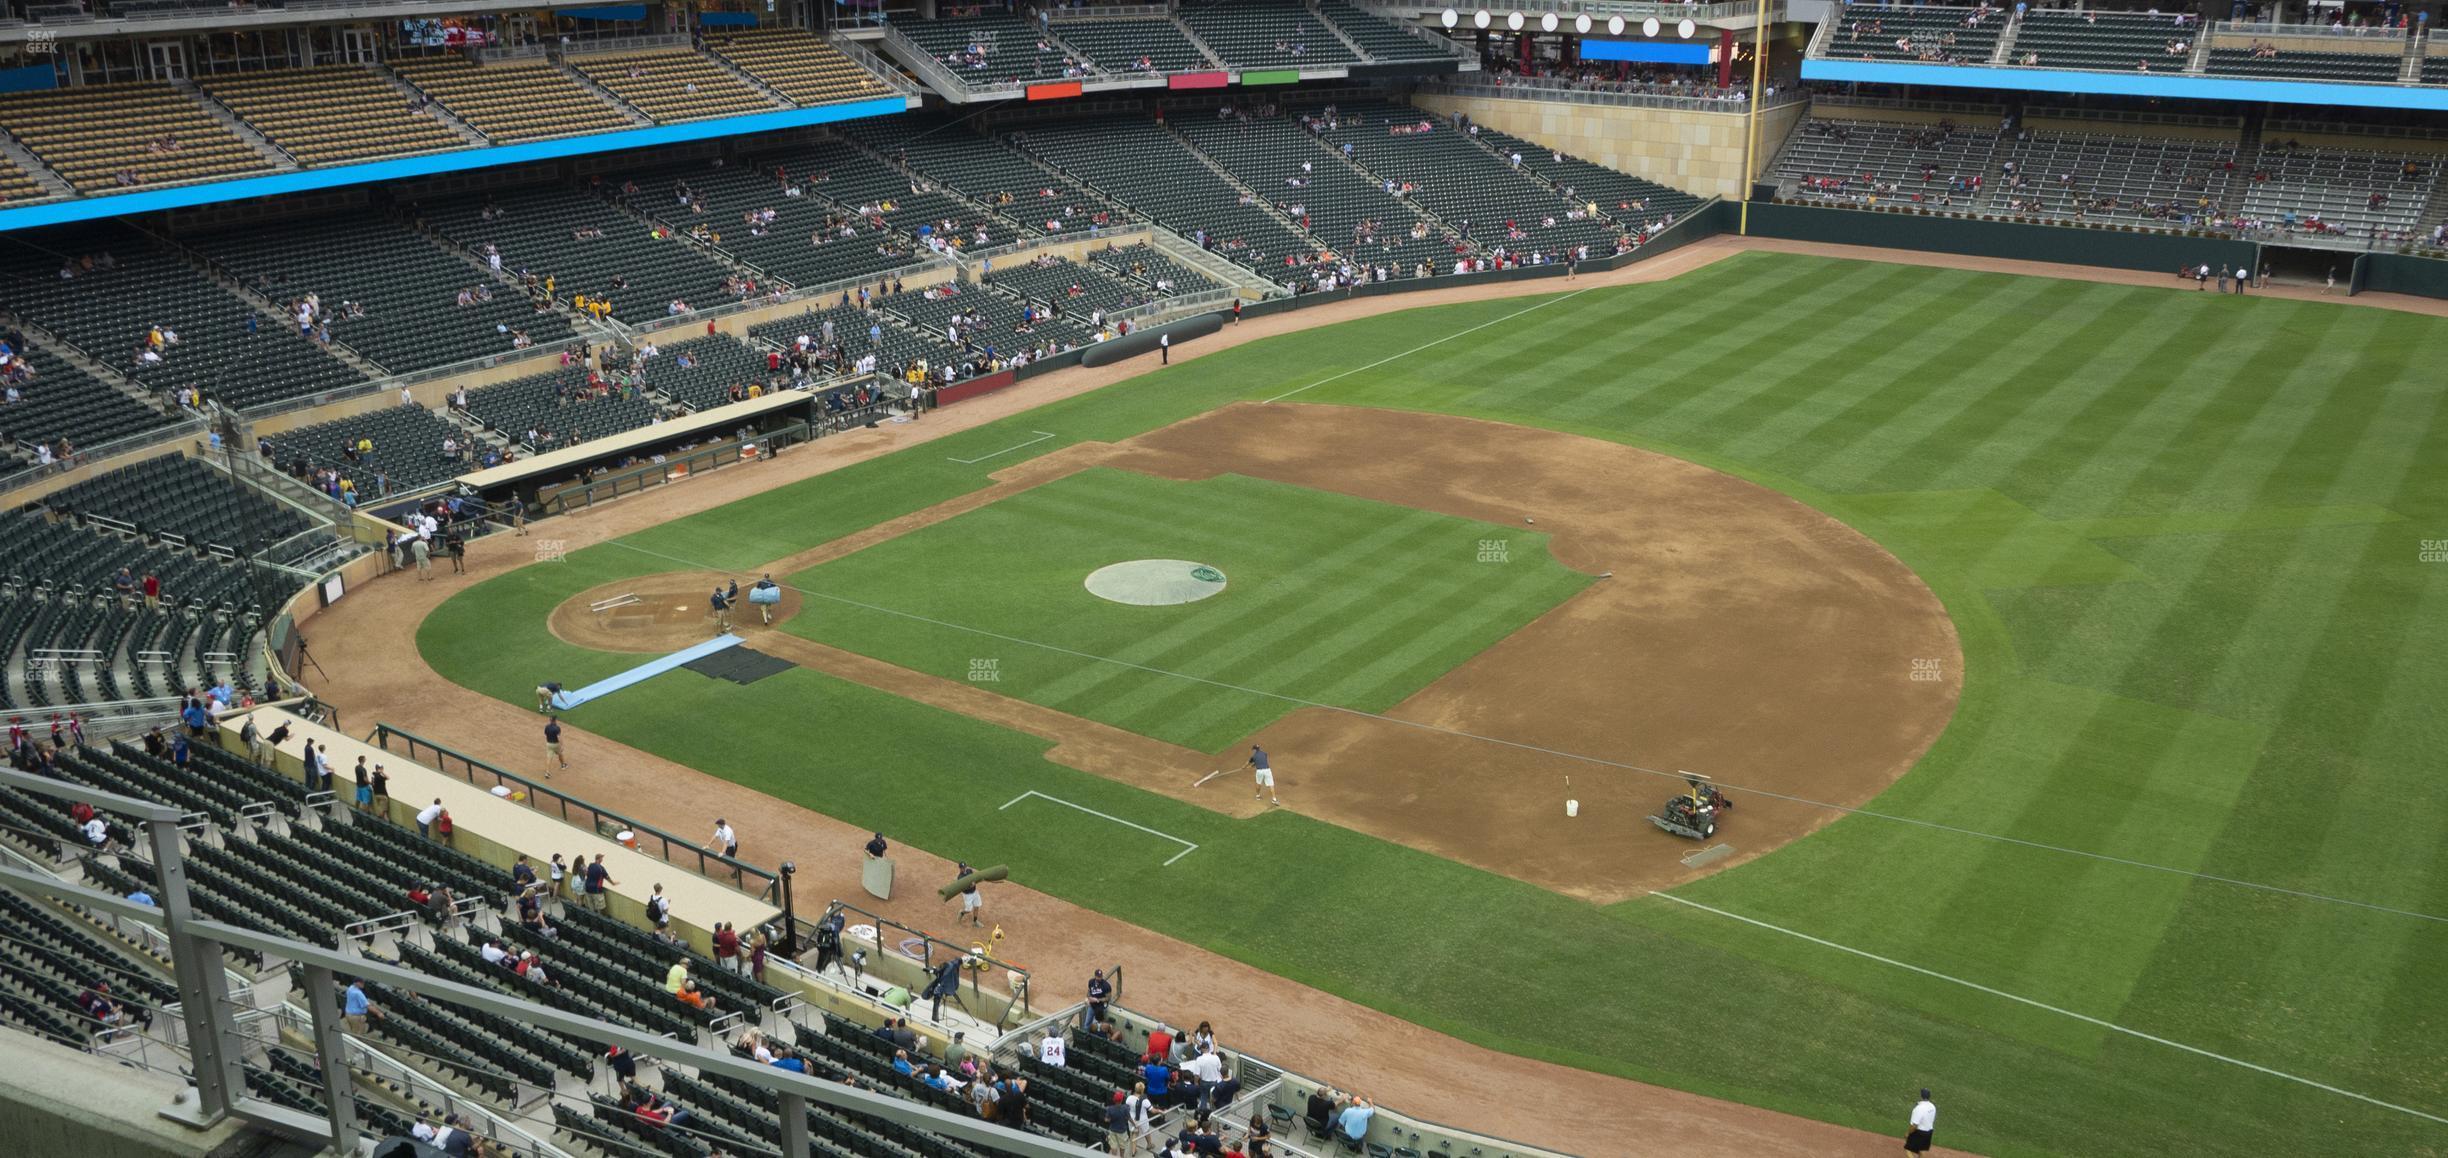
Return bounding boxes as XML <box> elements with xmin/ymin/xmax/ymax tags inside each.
<box><xmin>712</xmin><ymin>922</ymin><xmax>740</xmax><ymax>973</ymax></box>
<box><xmin>141</xmin><ymin>573</ymin><xmax>161</xmax><ymax>609</ymax></box>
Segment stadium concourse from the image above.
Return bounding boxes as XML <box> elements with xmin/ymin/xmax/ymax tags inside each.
<box><xmin>289</xmin><ymin>234</ymin><xmax>1950</xmax><ymax>1158</ymax></box>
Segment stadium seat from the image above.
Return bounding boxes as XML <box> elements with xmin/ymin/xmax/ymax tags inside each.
<box><xmin>391</xmin><ymin>56</ymin><xmax>635</xmax><ymax>143</ymax></box>
<box><xmin>702</xmin><ymin>28</ymin><xmax>895</xmax><ymax>107</ymax></box>
<box><xmin>0</xmin><ymin>81</ymin><xmax>269</xmax><ymax>192</ymax></box>
<box><xmin>1181</xmin><ymin>0</ymin><xmax>1363</xmax><ymax>69</ymax></box>
<box><xmin>897</xmin><ymin>14</ymin><xmax>1099</xmax><ymax>90</ymax></box>
<box><xmin>196</xmin><ymin>66</ymin><xmax>468</xmax><ymax>167</ymax></box>
<box><xmin>567</xmin><ymin>49</ymin><xmax>779</xmax><ymax>124</ymax></box>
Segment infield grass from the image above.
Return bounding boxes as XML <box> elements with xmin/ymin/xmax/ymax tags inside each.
<box><xmin>776</xmin><ymin>468</ymin><xmax>1591</xmax><ymax>752</ymax></box>
<box><xmin>423</xmin><ymin>252</ymin><xmax>2448</xmax><ymax>1157</ymax></box>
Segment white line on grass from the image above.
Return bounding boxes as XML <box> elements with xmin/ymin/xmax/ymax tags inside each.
<box><xmin>1261</xmin><ymin>286</ymin><xmax>1600</xmax><ymax>404</ymax></box>
<box><xmin>1647</xmin><ymin>891</ymin><xmax>2448</xmax><ymax>1127</ymax></box>
<box><xmin>599</xmin><ymin>542</ymin><xmax>2448</xmax><ymax>926</ymax></box>
<box><xmin>948</xmin><ymin>431</ymin><xmax>1058</xmax><ymax>465</ymax></box>
<box><xmin>1000</xmin><ymin>790</ymin><xmax>1199</xmax><ymax>866</ymax></box>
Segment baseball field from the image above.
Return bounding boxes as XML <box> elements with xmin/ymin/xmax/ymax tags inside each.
<box><xmin>418</xmin><ymin>250</ymin><xmax>2448</xmax><ymax>1156</ymax></box>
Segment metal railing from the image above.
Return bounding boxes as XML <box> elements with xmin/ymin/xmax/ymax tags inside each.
<box><xmin>0</xmin><ymin>762</ymin><xmax>1098</xmax><ymax>1157</ymax></box>
<box><xmin>1422</xmin><ymin>74</ymin><xmax>1807</xmax><ymax>111</ymax></box>
<box><xmin>879</xmin><ymin>23</ymin><xmax>1027</xmax><ymax>101</ymax></box>
<box><xmin>0</xmin><ymin>416</ymin><xmax>203</xmax><ymax>497</ymax></box>
<box><xmin>365</xmin><ymin>723</ymin><xmax>780</xmax><ymax>903</ymax></box>
<box><xmin>827</xmin><ymin>32</ymin><xmax>927</xmax><ymax>101</ymax></box>
<box><xmin>959</xmin><ymin>225</ymin><xmax>1155</xmax><ymax>270</ymax></box>
<box><xmin>2214</xmin><ymin>19</ymin><xmax>2415</xmax><ymax>39</ymax></box>
<box><xmin>536</xmin><ymin>420</ymin><xmax>821</xmax><ymax>516</ymax></box>
<box><xmin>1372</xmin><ymin>0</ymin><xmax>1776</xmax><ymax>23</ymax></box>
<box><xmin>815</xmin><ymin>899</ymin><xmax>1032</xmax><ymax>1026</ymax></box>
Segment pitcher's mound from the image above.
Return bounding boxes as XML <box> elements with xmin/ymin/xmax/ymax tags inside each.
<box><xmin>550</xmin><ymin>573</ymin><xmax>803</xmax><ymax>653</ymax></box>
<box><xmin>1085</xmin><ymin>560</ymin><xmax>1228</xmax><ymax>606</ymax></box>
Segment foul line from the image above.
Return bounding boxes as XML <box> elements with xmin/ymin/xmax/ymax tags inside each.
<box><xmin>1000</xmin><ymin>790</ymin><xmax>1198</xmax><ymax>866</ymax></box>
<box><xmin>1261</xmin><ymin>285</ymin><xmax>1599</xmax><ymax>404</ymax></box>
<box><xmin>948</xmin><ymin>431</ymin><xmax>1058</xmax><ymax>464</ymax></box>
<box><xmin>598</xmin><ymin>542</ymin><xmax>2448</xmax><ymax>926</ymax></box>
<box><xmin>1646</xmin><ymin>891</ymin><xmax>2448</xmax><ymax>1127</ymax></box>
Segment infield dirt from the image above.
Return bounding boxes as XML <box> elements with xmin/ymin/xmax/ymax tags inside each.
<box><xmin>304</xmin><ymin>233</ymin><xmax>2069</xmax><ymax>1155</ymax></box>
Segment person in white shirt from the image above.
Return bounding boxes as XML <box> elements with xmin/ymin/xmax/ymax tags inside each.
<box><xmin>710</xmin><ymin>819</ymin><xmax>737</xmax><ymax>858</ymax></box>
<box><xmin>1038</xmin><ymin>1029</ymin><xmax>1066</xmax><ymax>1068</ymax></box>
<box><xmin>411</xmin><ymin>1118</ymin><xmax>438</xmax><ymax>1144</ymax></box>
<box><xmin>480</xmin><ymin>939</ymin><xmax>510</xmax><ymax>966</ymax></box>
<box><xmin>82</xmin><ymin>816</ymin><xmax>109</xmax><ymax>848</ymax></box>
<box><xmin>1184</xmin><ymin>1048</ymin><xmax>1223</xmax><ymax>1085</ymax></box>
<box><xmin>1905</xmin><ymin>1089</ymin><xmax>1938</xmax><ymax>1154</ymax></box>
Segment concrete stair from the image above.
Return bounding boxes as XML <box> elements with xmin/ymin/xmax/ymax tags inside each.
<box><xmin>372</xmin><ymin>63</ymin><xmax>491</xmax><ymax>147</ymax></box>
<box><xmin>172</xmin><ymin>78</ymin><xmax>298</xmax><ymax>170</ymax></box>
<box><xmin>0</xmin><ymin>134</ymin><xmax>74</xmax><ymax>199</ymax></box>
<box><xmin>3</xmin><ymin>316</ymin><xmax>167</xmax><ymax>414</ymax></box>
<box><xmin>550</xmin><ymin>60</ymin><xmax>656</xmax><ymax>126</ymax></box>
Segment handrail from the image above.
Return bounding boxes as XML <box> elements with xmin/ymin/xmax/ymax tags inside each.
<box><xmin>365</xmin><ymin>723</ymin><xmax>781</xmax><ymax>903</ymax></box>
<box><xmin>1422</xmin><ymin>74</ymin><xmax>1807</xmax><ymax>111</ymax></box>
<box><xmin>958</xmin><ymin>225</ymin><xmax>1156</xmax><ymax>271</ymax></box>
<box><xmin>819</xmin><ymin>898</ymin><xmax>1032</xmax><ymax>1024</ymax></box>
<box><xmin>880</xmin><ymin>23</ymin><xmax>1025</xmax><ymax>100</ymax></box>
<box><xmin>826</xmin><ymin>32</ymin><xmax>927</xmax><ymax>101</ymax></box>
<box><xmin>537</xmin><ymin>420</ymin><xmax>818</xmax><ymax>516</ymax></box>
<box><xmin>0</xmin><ymin>416</ymin><xmax>204</xmax><ymax>497</ymax></box>
<box><xmin>2214</xmin><ymin>19</ymin><xmax>2415</xmax><ymax>40</ymax></box>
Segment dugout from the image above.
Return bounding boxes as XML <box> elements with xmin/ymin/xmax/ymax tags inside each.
<box><xmin>452</xmin><ymin>390</ymin><xmax>824</xmax><ymax>512</ymax></box>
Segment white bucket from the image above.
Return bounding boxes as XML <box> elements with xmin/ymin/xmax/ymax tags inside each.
<box><xmin>1565</xmin><ymin>799</ymin><xmax>1580</xmax><ymax>818</ymax></box>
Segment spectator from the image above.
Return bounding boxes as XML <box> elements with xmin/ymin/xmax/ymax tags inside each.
<box><xmin>1337</xmin><ymin>1096</ymin><xmax>1374</xmax><ymax>1144</ymax></box>
<box><xmin>1104</xmin><ymin>1090</ymin><xmax>1132</xmax><ymax>1155</ymax></box>
<box><xmin>1086</xmin><ymin>968</ymin><xmax>1111</xmax><ymax>1026</ymax></box>
<box><xmin>584</xmin><ymin>854</ymin><xmax>615</xmax><ymax>911</ymax></box>
<box><xmin>712</xmin><ymin>922</ymin><xmax>740</xmax><ymax>973</ymax></box>
<box><xmin>1039</xmin><ymin>1027</ymin><xmax>1067</xmax><ymax>1068</ymax></box>
<box><xmin>646</xmin><ymin>883</ymin><xmax>671</xmax><ymax>933</ymax></box>
<box><xmin>343</xmin><ymin>979</ymin><xmax>379</xmax><ymax>1032</ymax></box>
<box><xmin>1141</xmin><ymin>1055</ymin><xmax>1173</xmax><ymax>1108</ymax></box>
<box><xmin>416</xmin><ymin>797</ymin><xmax>443</xmax><ymax>840</ymax></box>
<box><xmin>665</xmin><ymin>958</ymin><xmax>688</xmax><ymax>996</ymax></box>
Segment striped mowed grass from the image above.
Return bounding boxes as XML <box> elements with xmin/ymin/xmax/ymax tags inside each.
<box><xmin>777</xmin><ymin>468</ymin><xmax>1593</xmax><ymax>752</ymax></box>
<box><xmin>424</xmin><ymin>252</ymin><xmax>2448</xmax><ymax>1155</ymax></box>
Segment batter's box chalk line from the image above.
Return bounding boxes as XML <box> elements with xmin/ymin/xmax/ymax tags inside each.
<box><xmin>998</xmin><ymin>790</ymin><xmax>1198</xmax><ymax>867</ymax></box>
<box><xmin>1680</xmin><ymin>843</ymin><xmax>1735</xmax><ymax>868</ymax></box>
<box><xmin>948</xmin><ymin>431</ymin><xmax>1058</xmax><ymax>465</ymax></box>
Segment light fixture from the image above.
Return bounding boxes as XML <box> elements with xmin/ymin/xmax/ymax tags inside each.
<box><xmin>1642</xmin><ymin>16</ymin><xmax>1660</xmax><ymax>36</ymax></box>
<box><xmin>1474</xmin><ymin>8</ymin><xmax>1491</xmax><ymax>28</ymax></box>
<box><xmin>1442</xmin><ymin>7</ymin><xmax>1458</xmax><ymax>26</ymax></box>
<box><xmin>1540</xmin><ymin>12</ymin><xmax>1557</xmax><ymax>31</ymax></box>
<box><xmin>1507</xmin><ymin>10</ymin><xmax>1524</xmax><ymax>30</ymax></box>
<box><xmin>1575</xmin><ymin>14</ymin><xmax>1592</xmax><ymax>33</ymax></box>
<box><xmin>1608</xmin><ymin>15</ymin><xmax>1625</xmax><ymax>34</ymax></box>
<box><xmin>1678</xmin><ymin>17</ymin><xmax>1696</xmax><ymax>37</ymax></box>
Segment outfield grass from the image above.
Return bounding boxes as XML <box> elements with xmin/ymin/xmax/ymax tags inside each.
<box><xmin>422</xmin><ymin>252</ymin><xmax>2448</xmax><ymax>1156</ymax></box>
<box><xmin>777</xmin><ymin>468</ymin><xmax>1591</xmax><ymax>752</ymax></box>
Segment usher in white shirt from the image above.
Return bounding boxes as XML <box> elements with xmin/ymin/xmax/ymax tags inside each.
<box><xmin>1910</xmin><ymin>1100</ymin><xmax>1937</xmax><ymax>1132</ymax></box>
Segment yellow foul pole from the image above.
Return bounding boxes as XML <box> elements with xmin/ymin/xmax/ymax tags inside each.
<box><xmin>1739</xmin><ymin>0</ymin><xmax>1772</xmax><ymax>234</ymax></box>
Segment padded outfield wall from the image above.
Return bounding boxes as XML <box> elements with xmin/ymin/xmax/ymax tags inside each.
<box><xmin>1741</xmin><ymin>202</ymin><xmax>2260</xmax><ymax>274</ymax></box>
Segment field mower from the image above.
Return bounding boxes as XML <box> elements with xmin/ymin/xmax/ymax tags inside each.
<box><xmin>1648</xmin><ymin>774</ymin><xmax>1732</xmax><ymax>841</ymax></box>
